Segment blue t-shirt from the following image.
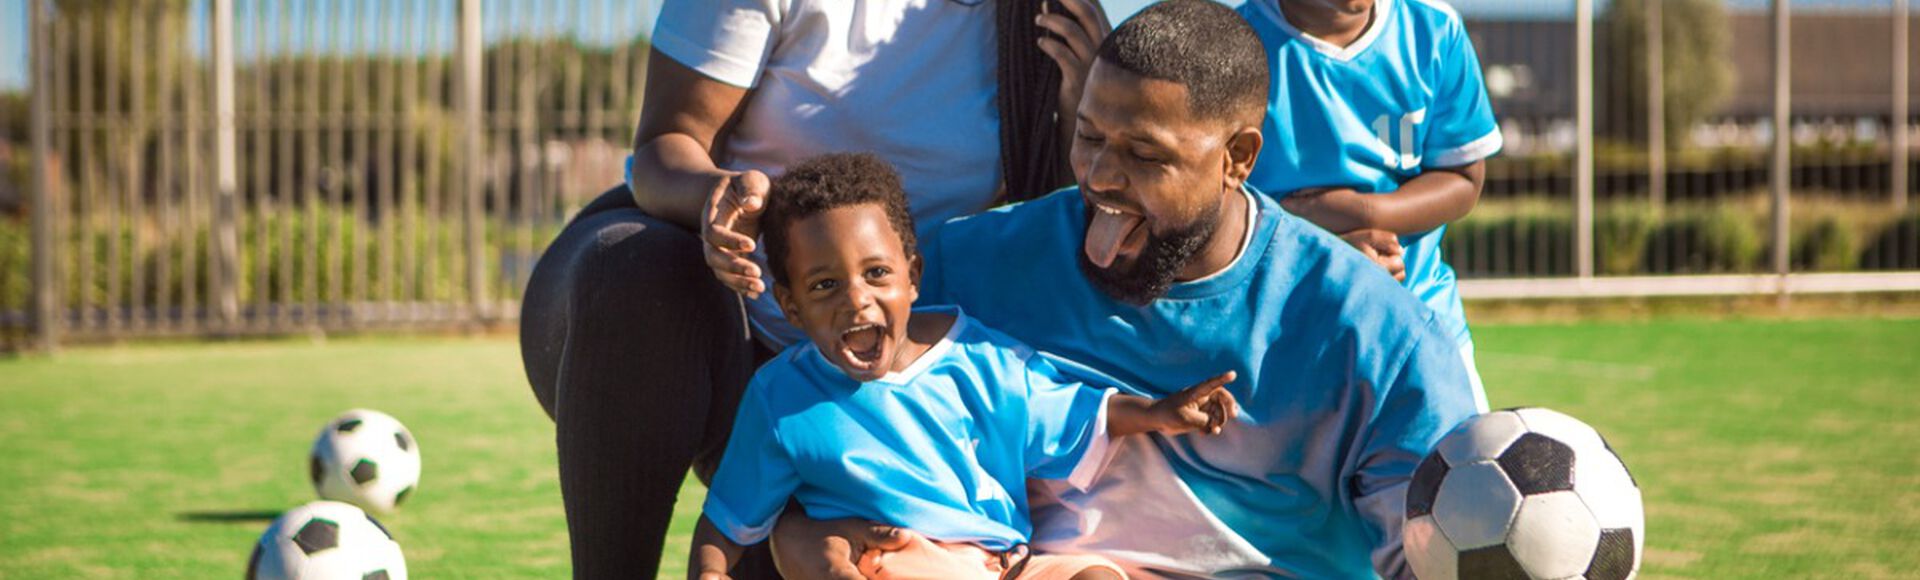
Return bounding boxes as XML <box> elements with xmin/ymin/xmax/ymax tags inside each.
<box><xmin>703</xmin><ymin>307</ymin><xmax>1116</xmax><ymax>550</ymax></box>
<box><xmin>917</xmin><ymin>187</ymin><xmax>1477</xmax><ymax>578</ymax></box>
<box><xmin>1238</xmin><ymin>0</ymin><xmax>1502</xmax><ymax>348</ymax></box>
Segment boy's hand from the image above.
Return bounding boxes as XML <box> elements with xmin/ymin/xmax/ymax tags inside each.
<box><xmin>1337</xmin><ymin>229</ymin><xmax>1407</xmax><ymax>282</ymax></box>
<box><xmin>770</xmin><ymin>512</ymin><xmax>910</xmax><ymax>580</ymax></box>
<box><xmin>1281</xmin><ymin>187</ymin><xmax>1373</xmax><ymax>234</ymax></box>
<box><xmin>1153</xmin><ymin>371</ymin><xmax>1239</xmax><ymax>435</ymax></box>
<box><xmin>703</xmin><ymin>169</ymin><xmax>773</xmax><ymax>299</ymax></box>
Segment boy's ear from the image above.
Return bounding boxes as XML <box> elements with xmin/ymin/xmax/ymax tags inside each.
<box><xmin>773</xmin><ymin>283</ymin><xmax>800</xmax><ymax>325</ymax></box>
<box><xmin>908</xmin><ymin>253</ymin><xmax>924</xmax><ymax>302</ymax></box>
<box><xmin>1223</xmin><ymin>125</ymin><xmax>1263</xmax><ymax>191</ymax></box>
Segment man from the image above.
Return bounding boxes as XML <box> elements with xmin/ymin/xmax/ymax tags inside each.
<box><xmin>1239</xmin><ymin>0</ymin><xmax>1504</xmax><ymax>412</ymax></box>
<box><xmin>774</xmin><ymin>2</ymin><xmax>1477</xmax><ymax>578</ymax></box>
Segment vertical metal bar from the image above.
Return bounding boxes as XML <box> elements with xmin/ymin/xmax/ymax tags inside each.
<box><xmin>1771</xmin><ymin>0</ymin><xmax>1791</xmax><ymax>279</ymax></box>
<box><xmin>460</xmin><ymin>0</ymin><xmax>487</xmax><ymax>323</ymax></box>
<box><xmin>104</xmin><ymin>8</ymin><xmax>123</xmax><ymax>336</ymax></box>
<box><xmin>154</xmin><ymin>5</ymin><xmax>177</xmax><ymax>333</ymax></box>
<box><xmin>1646</xmin><ymin>0</ymin><xmax>1666</xmax><ymax>209</ymax></box>
<box><xmin>1896</xmin><ymin>0</ymin><xmax>1910</xmax><ymax>213</ymax></box>
<box><xmin>1576</xmin><ymin>0</ymin><xmax>1596</xmax><ymax>279</ymax></box>
<box><xmin>377</xmin><ymin>0</ymin><xmax>399</xmax><ymax>321</ymax></box>
<box><xmin>30</xmin><ymin>0</ymin><xmax>59</xmax><ymax>351</ymax></box>
<box><xmin>213</xmin><ymin>0</ymin><xmax>241</xmax><ymax>330</ymax></box>
<box><xmin>127</xmin><ymin>8</ymin><xmax>147</xmax><ymax>332</ymax></box>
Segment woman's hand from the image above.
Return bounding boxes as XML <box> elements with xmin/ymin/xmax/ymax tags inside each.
<box><xmin>701</xmin><ymin>170</ymin><xmax>772</xmax><ymax>298</ymax></box>
<box><xmin>1036</xmin><ymin>0</ymin><xmax>1113</xmax><ymax>123</ymax></box>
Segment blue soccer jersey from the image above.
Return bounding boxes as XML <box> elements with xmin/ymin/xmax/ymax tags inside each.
<box><xmin>1238</xmin><ymin>0</ymin><xmax>1502</xmax><ymax>351</ymax></box>
<box><xmin>916</xmin><ymin>187</ymin><xmax>1478</xmax><ymax>578</ymax></box>
<box><xmin>702</xmin><ymin>306</ymin><xmax>1116</xmax><ymax>550</ymax></box>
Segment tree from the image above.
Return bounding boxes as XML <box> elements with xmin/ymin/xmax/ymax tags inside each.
<box><xmin>1599</xmin><ymin>0</ymin><xmax>1734</xmax><ymax>148</ymax></box>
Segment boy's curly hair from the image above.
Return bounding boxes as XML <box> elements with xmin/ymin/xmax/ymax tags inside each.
<box><xmin>761</xmin><ymin>152</ymin><xmax>919</xmax><ymax>287</ymax></box>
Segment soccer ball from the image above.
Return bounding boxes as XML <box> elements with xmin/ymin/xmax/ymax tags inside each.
<box><xmin>247</xmin><ymin>500</ymin><xmax>407</xmax><ymax>580</ymax></box>
<box><xmin>1404</xmin><ymin>407</ymin><xmax>1644</xmax><ymax>580</ymax></box>
<box><xmin>311</xmin><ymin>409</ymin><xmax>421</xmax><ymax>513</ymax></box>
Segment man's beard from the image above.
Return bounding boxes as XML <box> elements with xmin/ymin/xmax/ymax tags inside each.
<box><xmin>1078</xmin><ymin>202</ymin><xmax>1221</xmax><ymax>306</ymax></box>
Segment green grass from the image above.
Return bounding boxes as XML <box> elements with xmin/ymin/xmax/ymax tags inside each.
<box><xmin>2</xmin><ymin>318</ymin><xmax>1917</xmax><ymax>578</ymax></box>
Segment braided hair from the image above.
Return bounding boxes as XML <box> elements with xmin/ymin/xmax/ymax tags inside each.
<box><xmin>994</xmin><ymin>0</ymin><xmax>1077</xmax><ymax>204</ymax></box>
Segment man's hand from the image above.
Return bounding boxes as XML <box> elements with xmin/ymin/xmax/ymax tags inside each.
<box><xmin>1338</xmin><ymin>229</ymin><xmax>1407</xmax><ymax>282</ymax></box>
<box><xmin>1152</xmin><ymin>371</ymin><xmax>1239</xmax><ymax>435</ymax></box>
<box><xmin>702</xmin><ymin>169</ymin><xmax>772</xmax><ymax>299</ymax></box>
<box><xmin>1035</xmin><ymin>0</ymin><xmax>1112</xmax><ymax>124</ymax></box>
<box><xmin>1280</xmin><ymin>187</ymin><xmax>1374</xmax><ymax>234</ymax></box>
<box><xmin>769</xmin><ymin>512</ymin><xmax>911</xmax><ymax>580</ymax></box>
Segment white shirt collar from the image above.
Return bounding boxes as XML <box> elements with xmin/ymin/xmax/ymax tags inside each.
<box><xmin>1254</xmin><ymin>0</ymin><xmax>1393</xmax><ymax>62</ymax></box>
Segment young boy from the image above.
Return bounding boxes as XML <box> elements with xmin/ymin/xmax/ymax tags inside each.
<box><xmin>689</xmin><ymin>153</ymin><xmax>1239</xmax><ymax>580</ymax></box>
<box><xmin>1238</xmin><ymin>0</ymin><xmax>1501</xmax><ymax>412</ymax></box>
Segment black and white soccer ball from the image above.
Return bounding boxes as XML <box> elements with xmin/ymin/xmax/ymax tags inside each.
<box><xmin>1404</xmin><ymin>407</ymin><xmax>1644</xmax><ymax>580</ymax></box>
<box><xmin>311</xmin><ymin>409</ymin><xmax>421</xmax><ymax>513</ymax></box>
<box><xmin>247</xmin><ymin>500</ymin><xmax>407</xmax><ymax>580</ymax></box>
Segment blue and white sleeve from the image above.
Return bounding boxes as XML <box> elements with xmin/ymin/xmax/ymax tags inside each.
<box><xmin>1351</xmin><ymin>331</ymin><xmax>1478</xmax><ymax>579</ymax></box>
<box><xmin>1422</xmin><ymin>18</ymin><xmax>1502</xmax><ymax>169</ymax></box>
<box><xmin>652</xmin><ymin>0</ymin><xmax>784</xmax><ymax>89</ymax></box>
<box><xmin>701</xmin><ymin>378</ymin><xmax>800</xmax><ymax>546</ymax></box>
<box><xmin>1019</xmin><ymin>351</ymin><xmax>1117</xmax><ymax>492</ymax></box>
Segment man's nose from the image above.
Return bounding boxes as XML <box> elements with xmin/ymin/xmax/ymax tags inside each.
<box><xmin>1084</xmin><ymin>147</ymin><xmax>1125</xmax><ymax>194</ymax></box>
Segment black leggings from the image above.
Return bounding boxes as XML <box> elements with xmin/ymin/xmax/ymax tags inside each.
<box><xmin>520</xmin><ymin>185</ymin><xmax>780</xmax><ymax>578</ymax></box>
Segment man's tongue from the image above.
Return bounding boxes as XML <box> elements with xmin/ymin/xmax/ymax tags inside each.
<box><xmin>1086</xmin><ymin>210</ymin><xmax>1146</xmax><ymax>268</ymax></box>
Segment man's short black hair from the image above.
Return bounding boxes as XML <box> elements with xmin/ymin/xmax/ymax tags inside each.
<box><xmin>762</xmin><ymin>152</ymin><xmax>919</xmax><ymax>287</ymax></box>
<box><xmin>1096</xmin><ymin>0</ymin><xmax>1270</xmax><ymax>124</ymax></box>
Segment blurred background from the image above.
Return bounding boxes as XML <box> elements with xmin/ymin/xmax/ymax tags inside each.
<box><xmin>0</xmin><ymin>1</ymin><xmax>1915</xmax><ymax>578</ymax></box>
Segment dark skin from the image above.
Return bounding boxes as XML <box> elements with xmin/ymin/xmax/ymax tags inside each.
<box><xmin>652</xmin><ymin>0</ymin><xmax>1114</xmax><ymax>301</ymax></box>
<box><xmin>1272</xmin><ymin>0</ymin><xmax>1487</xmax><ymax>282</ymax></box>
<box><xmin>771</xmin><ymin>58</ymin><xmax>1267</xmax><ymax>580</ymax></box>
<box><xmin>690</xmin><ymin>204</ymin><xmax>1236</xmax><ymax>579</ymax></box>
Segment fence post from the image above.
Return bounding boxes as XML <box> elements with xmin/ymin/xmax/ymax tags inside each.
<box><xmin>212</xmin><ymin>0</ymin><xmax>241</xmax><ymax>329</ymax></box>
<box><xmin>1896</xmin><ymin>0</ymin><xmax>1910</xmax><ymax>213</ymax></box>
<box><xmin>459</xmin><ymin>0</ymin><xmax>488</xmax><ymax>324</ymax></box>
<box><xmin>1576</xmin><ymin>0</ymin><xmax>1595</xmax><ymax>279</ymax></box>
<box><xmin>1771</xmin><ymin>0</ymin><xmax>1791</xmax><ymax>283</ymax></box>
<box><xmin>1647</xmin><ymin>0</ymin><xmax>1666</xmax><ymax>209</ymax></box>
<box><xmin>29</xmin><ymin>0</ymin><xmax>59</xmax><ymax>352</ymax></box>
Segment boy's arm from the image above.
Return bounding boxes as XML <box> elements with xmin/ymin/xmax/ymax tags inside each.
<box><xmin>691</xmin><ymin>515</ymin><xmax>748</xmax><ymax>580</ymax></box>
<box><xmin>1279</xmin><ymin>159</ymin><xmax>1485</xmax><ymax>237</ymax></box>
<box><xmin>1105</xmin><ymin>371</ymin><xmax>1238</xmax><ymax>438</ymax></box>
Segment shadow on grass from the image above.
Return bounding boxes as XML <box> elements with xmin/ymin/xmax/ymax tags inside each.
<box><xmin>177</xmin><ymin>510</ymin><xmax>283</xmax><ymax>523</ymax></box>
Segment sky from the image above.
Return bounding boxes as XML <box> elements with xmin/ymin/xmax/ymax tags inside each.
<box><xmin>1</xmin><ymin>0</ymin><xmax>1913</xmax><ymax>93</ymax></box>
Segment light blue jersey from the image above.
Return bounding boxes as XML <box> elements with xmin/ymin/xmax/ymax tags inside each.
<box><xmin>916</xmin><ymin>188</ymin><xmax>1478</xmax><ymax>578</ymax></box>
<box><xmin>703</xmin><ymin>306</ymin><xmax>1116</xmax><ymax>550</ymax></box>
<box><xmin>1238</xmin><ymin>0</ymin><xmax>1502</xmax><ymax>350</ymax></box>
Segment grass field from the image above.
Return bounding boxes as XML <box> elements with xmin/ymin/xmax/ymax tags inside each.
<box><xmin>2</xmin><ymin>316</ymin><xmax>1917</xmax><ymax>578</ymax></box>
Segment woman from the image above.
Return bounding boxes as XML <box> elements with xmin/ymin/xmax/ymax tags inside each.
<box><xmin>518</xmin><ymin>0</ymin><xmax>1111</xmax><ymax>577</ymax></box>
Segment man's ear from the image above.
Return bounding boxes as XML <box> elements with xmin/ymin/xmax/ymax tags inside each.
<box><xmin>1223</xmin><ymin>125</ymin><xmax>1264</xmax><ymax>190</ymax></box>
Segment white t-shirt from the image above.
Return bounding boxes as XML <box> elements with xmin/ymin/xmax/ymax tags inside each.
<box><xmin>643</xmin><ymin>0</ymin><xmax>1004</xmax><ymax>347</ymax></box>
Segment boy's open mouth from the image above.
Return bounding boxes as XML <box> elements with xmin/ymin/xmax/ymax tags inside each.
<box><xmin>840</xmin><ymin>322</ymin><xmax>887</xmax><ymax>371</ymax></box>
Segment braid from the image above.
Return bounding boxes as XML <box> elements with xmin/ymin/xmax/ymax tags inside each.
<box><xmin>995</xmin><ymin>0</ymin><xmax>1075</xmax><ymax>204</ymax></box>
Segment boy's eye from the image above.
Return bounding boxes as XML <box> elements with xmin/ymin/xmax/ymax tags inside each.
<box><xmin>809</xmin><ymin>279</ymin><xmax>839</xmax><ymax>292</ymax></box>
<box><xmin>865</xmin><ymin>266</ymin><xmax>891</xmax><ymax>280</ymax></box>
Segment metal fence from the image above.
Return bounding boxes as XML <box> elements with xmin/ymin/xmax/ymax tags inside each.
<box><xmin>4</xmin><ymin>0</ymin><xmax>1920</xmax><ymax>351</ymax></box>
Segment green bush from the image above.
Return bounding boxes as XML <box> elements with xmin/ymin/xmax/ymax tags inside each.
<box><xmin>1595</xmin><ymin>207</ymin><xmax>1660</xmax><ymax>275</ymax></box>
<box><xmin>1790</xmin><ymin>217</ymin><xmax>1856</xmax><ymax>273</ymax></box>
<box><xmin>0</xmin><ymin>217</ymin><xmax>25</xmax><ymax>311</ymax></box>
<box><xmin>1444</xmin><ymin>212</ymin><xmax>1575</xmax><ymax>278</ymax></box>
<box><xmin>1645</xmin><ymin>207</ymin><xmax>1763</xmax><ymax>273</ymax></box>
<box><xmin>1859</xmin><ymin>212</ymin><xmax>1920</xmax><ymax>270</ymax></box>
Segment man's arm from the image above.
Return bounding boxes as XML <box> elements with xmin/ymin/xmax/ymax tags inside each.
<box><xmin>1351</xmin><ymin>331</ymin><xmax>1479</xmax><ymax>579</ymax></box>
<box><xmin>1279</xmin><ymin>159</ymin><xmax>1485</xmax><ymax>237</ymax></box>
<box><xmin>691</xmin><ymin>516</ymin><xmax>748</xmax><ymax>580</ymax></box>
